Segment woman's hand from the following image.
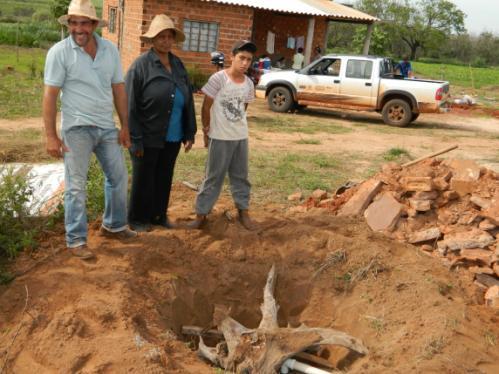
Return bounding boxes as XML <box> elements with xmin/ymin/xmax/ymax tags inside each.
<box><xmin>184</xmin><ymin>140</ymin><xmax>193</xmax><ymax>153</ymax></box>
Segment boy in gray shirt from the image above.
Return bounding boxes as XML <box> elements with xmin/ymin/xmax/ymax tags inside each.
<box><xmin>188</xmin><ymin>40</ymin><xmax>257</xmax><ymax>230</ymax></box>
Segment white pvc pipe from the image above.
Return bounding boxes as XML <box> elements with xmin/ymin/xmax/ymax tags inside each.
<box><xmin>280</xmin><ymin>358</ymin><xmax>331</xmax><ymax>374</ymax></box>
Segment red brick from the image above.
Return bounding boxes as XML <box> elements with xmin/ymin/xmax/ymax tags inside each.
<box><xmin>364</xmin><ymin>193</ymin><xmax>403</xmax><ymax>232</ymax></box>
<box><xmin>338</xmin><ymin>179</ymin><xmax>383</xmax><ymax>216</ymax></box>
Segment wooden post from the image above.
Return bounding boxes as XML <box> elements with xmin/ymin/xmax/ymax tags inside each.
<box><xmin>304</xmin><ymin>17</ymin><xmax>315</xmax><ymax>65</ymax></box>
<box><xmin>323</xmin><ymin>20</ymin><xmax>332</xmax><ymax>54</ymax></box>
<box><xmin>16</xmin><ymin>22</ymin><xmax>20</xmax><ymax>63</ymax></box>
<box><xmin>362</xmin><ymin>23</ymin><xmax>374</xmax><ymax>55</ymax></box>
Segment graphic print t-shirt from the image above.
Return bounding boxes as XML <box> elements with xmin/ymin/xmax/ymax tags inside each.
<box><xmin>201</xmin><ymin>70</ymin><xmax>255</xmax><ymax>140</ymax></box>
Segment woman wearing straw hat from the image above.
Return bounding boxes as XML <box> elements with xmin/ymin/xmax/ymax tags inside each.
<box><xmin>126</xmin><ymin>14</ymin><xmax>197</xmax><ymax>232</ymax></box>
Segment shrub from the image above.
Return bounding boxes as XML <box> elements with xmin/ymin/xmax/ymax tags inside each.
<box><xmin>185</xmin><ymin>65</ymin><xmax>210</xmax><ymax>91</ymax></box>
<box><xmin>0</xmin><ymin>167</ymin><xmax>37</xmax><ymax>259</ymax></box>
<box><xmin>0</xmin><ymin>21</ymin><xmax>60</xmax><ymax>48</ymax></box>
<box><xmin>86</xmin><ymin>156</ymin><xmax>106</xmax><ymax>221</ymax></box>
<box><xmin>32</xmin><ymin>10</ymin><xmax>52</xmax><ymax>23</ymax></box>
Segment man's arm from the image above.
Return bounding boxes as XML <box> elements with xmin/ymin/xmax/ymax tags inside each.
<box><xmin>112</xmin><ymin>82</ymin><xmax>131</xmax><ymax>148</ymax></box>
<box><xmin>43</xmin><ymin>85</ymin><xmax>67</xmax><ymax>158</ymax></box>
<box><xmin>201</xmin><ymin>95</ymin><xmax>214</xmax><ymax>148</ymax></box>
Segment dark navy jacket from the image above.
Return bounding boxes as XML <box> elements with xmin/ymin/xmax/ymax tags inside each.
<box><xmin>125</xmin><ymin>48</ymin><xmax>197</xmax><ymax>151</ymax></box>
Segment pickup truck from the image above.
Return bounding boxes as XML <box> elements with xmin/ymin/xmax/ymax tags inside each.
<box><xmin>255</xmin><ymin>55</ymin><xmax>450</xmax><ymax>127</ymax></box>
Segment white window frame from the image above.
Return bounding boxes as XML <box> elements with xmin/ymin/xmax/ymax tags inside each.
<box><xmin>183</xmin><ymin>20</ymin><xmax>219</xmax><ymax>53</ymax></box>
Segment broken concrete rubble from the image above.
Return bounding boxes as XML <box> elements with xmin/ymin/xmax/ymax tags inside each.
<box><xmin>364</xmin><ymin>193</ymin><xmax>403</xmax><ymax>232</ymax></box>
<box><xmin>401</xmin><ymin>176</ymin><xmax>434</xmax><ymax>192</ymax></box>
<box><xmin>287</xmin><ymin>192</ymin><xmax>303</xmax><ymax>202</ymax></box>
<box><xmin>437</xmin><ymin>229</ymin><xmax>495</xmax><ymax>252</ymax></box>
<box><xmin>289</xmin><ymin>157</ymin><xmax>499</xmax><ymax>308</ymax></box>
<box><xmin>338</xmin><ymin>179</ymin><xmax>382</xmax><ymax>216</ymax></box>
<box><xmin>408</xmin><ymin>227</ymin><xmax>441</xmax><ymax>244</ymax></box>
<box><xmin>311</xmin><ymin>189</ymin><xmax>328</xmax><ymax>201</ymax></box>
<box><xmin>485</xmin><ymin>286</ymin><xmax>499</xmax><ymax>309</ymax></box>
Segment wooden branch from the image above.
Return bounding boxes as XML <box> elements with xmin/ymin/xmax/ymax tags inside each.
<box><xmin>219</xmin><ymin>317</ymin><xmax>251</xmax><ymax>355</ymax></box>
<box><xmin>258</xmin><ymin>264</ymin><xmax>279</xmax><ymax>330</ymax></box>
<box><xmin>296</xmin><ymin>326</ymin><xmax>369</xmax><ymax>355</ymax></box>
<box><xmin>197</xmin><ymin>336</ymin><xmax>220</xmax><ymax>366</ymax></box>
<box><xmin>182</xmin><ymin>325</ymin><xmax>223</xmax><ymax>339</ymax></box>
<box><xmin>402</xmin><ymin>145</ymin><xmax>458</xmax><ymax>168</ymax></box>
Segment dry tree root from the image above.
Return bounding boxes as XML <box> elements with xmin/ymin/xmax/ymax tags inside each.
<box><xmin>194</xmin><ymin>264</ymin><xmax>368</xmax><ymax>373</ymax></box>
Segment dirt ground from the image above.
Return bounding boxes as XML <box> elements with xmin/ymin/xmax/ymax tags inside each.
<box><xmin>1</xmin><ymin>102</ymin><xmax>499</xmax><ymax>373</ymax></box>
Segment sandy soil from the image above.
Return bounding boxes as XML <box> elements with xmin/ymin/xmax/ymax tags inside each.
<box><xmin>1</xmin><ymin>102</ymin><xmax>499</xmax><ymax>373</ymax></box>
<box><xmin>1</xmin><ymin>185</ymin><xmax>499</xmax><ymax>373</ymax></box>
<box><xmin>1</xmin><ymin>98</ymin><xmax>498</xmax><ymax>169</ymax></box>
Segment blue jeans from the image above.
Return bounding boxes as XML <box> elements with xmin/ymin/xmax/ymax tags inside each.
<box><xmin>62</xmin><ymin>126</ymin><xmax>128</xmax><ymax>247</ymax></box>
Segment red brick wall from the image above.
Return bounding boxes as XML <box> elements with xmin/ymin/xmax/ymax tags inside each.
<box><xmin>252</xmin><ymin>9</ymin><xmax>328</xmax><ymax>66</ymax></box>
<box><xmin>102</xmin><ymin>0</ymin><xmax>145</xmax><ymax>72</ymax></box>
<box><xmin>102</xmin><ymin>0</ymin><xmax>327</xmax><ymax>73</ymax></box>
<box><xmin>104</xmin><ymin>0</ymin><xmax>254</xmax><ymax>74</ymax></box>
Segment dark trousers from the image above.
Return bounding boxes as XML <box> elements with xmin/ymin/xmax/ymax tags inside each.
<box><xmin>128</xmin><ymin>142</ymin><xmax>181</xmax><ymax>225</ymax></box>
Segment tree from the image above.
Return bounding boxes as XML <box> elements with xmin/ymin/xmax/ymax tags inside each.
<box><xmin>356</xmin><ymin>0</ymin><xmax>466</xmax><ymax>59</ymax></box>
<box><xmin>50</xmin><ymin>0</ymin><xmax>71</xmax><ymax>21</ymax></box>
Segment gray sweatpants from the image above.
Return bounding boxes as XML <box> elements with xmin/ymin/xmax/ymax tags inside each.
<box><xmin>195</xmin><ymin>138</ymin><xmax>251</xmax><ymax>215</ymax></box>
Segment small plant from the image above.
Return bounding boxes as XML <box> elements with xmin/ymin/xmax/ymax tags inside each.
<box><xmin>0</xmin><ymin>166</ymin><xmax>36</xmax><ymax>259</ymax></box>
<box><xmin>484</xmin><ymin>330</ymin><xmax>496</xmax><ymax>347</ymax></box>
<box><xmin>86</xmin><ymin>156</ymin><xmax>106</xmax><ymax>221</ymax></box>
<box><xmin>185</xmin><ymin>64</ymin><xmax>210</xmax><ymax>91</ymax></box>
<box><xmin>364</xmin><ymin>315</ymin><xmax>386</xmax><ymax>336</ymax></box>
<box><xmin>314</xmin><ymin>249</ymin><xmax>347</xmax><ymax>277</ymax></box>
<box><xmin>437</xmin><ymin>282</ymin><xmax>453</xmax><ymax>296</ymax></box>
<box><xmin>421</xmin><ymin>336</ymin><xmax>446</xmax><ymax>359</ymax></box>
<box><xmin>383</xmin><ymin>147</ymin><xmax>411</xmax><ymax>161</ymax></box>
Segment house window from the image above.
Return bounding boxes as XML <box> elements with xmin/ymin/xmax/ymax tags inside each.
<box><xmin>108</xmin><ymin>7</ymin><xmax>117</xmax><ymax>33</ymax></box>
<box><xmin>346</xmin><ymin>59</ymin><xmax>373</xmax><ymax>79</ymax></box>
<box><xmin>183</xmin><ymin>20</ymin><xmax>219</xmax><ymax>52</ymax></box>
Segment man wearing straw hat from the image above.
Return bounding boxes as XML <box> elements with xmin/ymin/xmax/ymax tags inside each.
<box><xmin>43</xmin><ymin>0</ymin><xmax>137</xmax><ymax>260</ymax></box>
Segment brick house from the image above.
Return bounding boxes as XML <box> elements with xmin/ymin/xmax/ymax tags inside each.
<box><xmin>101</xmin><ymin>0</ymin><xmax>377</xmax><ymax>73</ymax></box>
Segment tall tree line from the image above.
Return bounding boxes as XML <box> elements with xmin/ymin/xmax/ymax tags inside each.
<box><xmin>329</xmin><ymin>0</ymin><xmax>498</xmax><ymax>66</ymax></box>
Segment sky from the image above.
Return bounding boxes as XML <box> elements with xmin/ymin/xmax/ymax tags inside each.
<box><xmin>449</xmin><ymin>0</ymin><xmax>499</xmax><ymax>35</ymax></box>
<box><xmin>340</xmin><ymin>0</ymin><xmax>499</xmax><ymax>35</ymax></box>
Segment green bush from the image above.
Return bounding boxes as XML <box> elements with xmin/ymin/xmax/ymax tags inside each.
<box><xmin>185</xmin><ymin>64</ymin><xmax>210</xmax><ymax>91</ymax></box>
<box><xmin>86</xmin><ymin>156</ymin><xmax>106</xmax><ymax>221</ymax></box>
<box><xmin>0</xmin><ymin>167</ymin><xmax>36</xmax><ymax>259</ymax></box>
<box><xmin>0</xmin><ymin>21</ymin><xmax>60</xmax><ymax>47</ymax></box>
<box><xmin>32</xmin><ymin>10</ymin><xmax>52</xmax><ymax>22</ymax></box>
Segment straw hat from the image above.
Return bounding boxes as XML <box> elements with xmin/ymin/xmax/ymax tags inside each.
<box><xmin>140</xmin><ymin>14</ymin><xmax>185</xmax><ymax>43</ymax></box>
<box><xmin>58</xmin><ymin>0</ymin><xmax>108</xmax><ymax>27</ymax></box>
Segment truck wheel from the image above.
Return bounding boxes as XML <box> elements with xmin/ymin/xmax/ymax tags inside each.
<box><xmin>411</xmin><ymin>113</ymin><xmax>420</xmax><ymax>122</ymax></box>
<box><xmin>268</xmin><ymin>86</ymin><xmax>294</xmax><ymax>112</ymax></box>
<box><xmin>382</xmin><ymin>99</ymin><xmax>412</xmax><ymax>127</ymax></box>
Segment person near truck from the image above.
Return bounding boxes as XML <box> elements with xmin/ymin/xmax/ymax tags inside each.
<box><xmin>42</xmin><ymin>0</ymin><xmax>137</xmax><ymax>260</ymax></box>
<box><xmin>188</xmin><ymin>40</ymin><xmax>257</xmax><ymax>230</ymax></box>
<box><xmin>395</xmin><ymin>55</ymin><xmax>414</xmax><ymax>78</ymax></box>
<box><xmin>292</xmin><ymin>47</ymin><xmax>305</xmax><ymax>70</ymax></box>
<box><xmin>125</xmin><ymin>14</ymin><xmax>197</xmax><ymax>232</ymax></box>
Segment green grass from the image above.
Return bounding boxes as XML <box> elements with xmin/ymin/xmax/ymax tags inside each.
<box><xmin>294</xmin><ymin>138</ymin><xmax>321</xmax><ymax>145</ymax></box>
<box><xmin>173</xmin><ymin>148</ymin><xmax>355</xmax><ymax>202</ymax></box>
<box><xmin>382</xmin><ymin>147</ymin><xmax>411</xmax><ymax>162</ymax></box>
<box><xmin>413</xmin><ymin>61</ymin><xmax>499</xmax><ymax>89</ymax></box>
<box><xmin>0</xmin><ymin>46</ymin><xmax>46</xmax><ymax>119</ymax></box>
<box><xmin>0</xmin><ymin>0</ymin><xmax>102</xmax><ymax>20</ymax></box>
<box><xmin>250</xmin><ymin>115</ymin><xmax>353</xmax><ymax>135</ymax></box>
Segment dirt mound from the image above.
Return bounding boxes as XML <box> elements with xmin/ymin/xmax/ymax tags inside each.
<box><xmin>1</xmin><ymin>185</ymin><xmax>499</xmax><ymax>373</ymax></box>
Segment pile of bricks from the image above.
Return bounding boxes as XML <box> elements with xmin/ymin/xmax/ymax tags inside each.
<box><xmin>292</xmin><ymin>158</ymin><xmax>499</xmax><ymax>308</ymax></box>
